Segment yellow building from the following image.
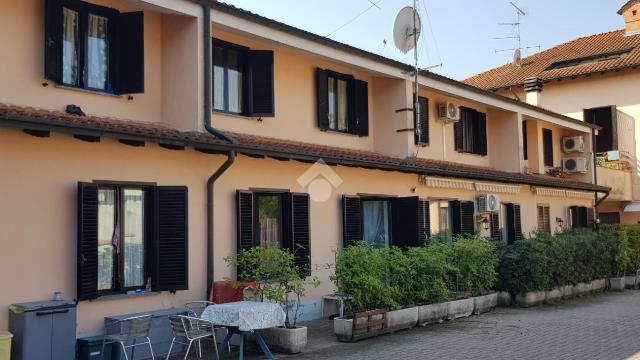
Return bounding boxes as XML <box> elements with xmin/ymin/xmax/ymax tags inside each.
<box><xmin>465</xmin><ymin>0</ymin><xmax>640</xmax><ymax>225</ymax></box>
<box><xmin>0</xmin><ymin>0</ymin><xmax>606</xmax><ymax>335</ymax></box>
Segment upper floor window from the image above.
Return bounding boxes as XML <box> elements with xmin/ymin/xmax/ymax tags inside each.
<box><xmin>454</xmin><ymin>108</ymin><xmax>487</xmax><ymax>156</ymax></box>
<box><xmin>212</xmin><ymin>39</ymin><xmax>274</xmax><ymax>117</ymax></box>
<box><xmin>542</xmin><ymin>128</ymin><xmax>554</xmax><ymax>167</ymax></box>
<box><xmin>45</xmin><ymin>0</ymin><xmax>145</xmax><ymax>94</ymax></box>
<box><xmin>585</xmin><ymin>106</ymin><xmax>617</xmax><ymax>153</ymax></box>
<box><xmin>316</xmin><ymin>69</ymin><xmax>368</xmax><ymax>136</ymax></box>
<box><xmin>414</xmin><ymin>96</ymin><xmax>429</xmax><ymax>146</ymax></box>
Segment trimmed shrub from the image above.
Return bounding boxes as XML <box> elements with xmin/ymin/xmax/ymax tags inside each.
<box><xmin>449</xmin><ymin>238</ymin><xmax>499</xmax><ymax>296</ymax></box>
<box><xmin>499</xmin><ymin>228</ymin><xmax>630</xmax><ymax>295</ymax></box>
<box><xmin>405</xmin><ymin>246</ymin><xmax>450</xmax><ymax>305</ymax></box>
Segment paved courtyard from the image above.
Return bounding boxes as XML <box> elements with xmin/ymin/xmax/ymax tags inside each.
<box><xmin>186</xmin><ymin>291</ymin><xmax>640</xmax><ymax>360</ymax></box>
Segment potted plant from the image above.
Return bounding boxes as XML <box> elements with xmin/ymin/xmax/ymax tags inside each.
<box><xmin>225</xmin><ymin>247</ymin><xmax>319</xmax><ymax>354</ymax></box>
<box><xmin>331</xmin><ymin>243</ymin><xmax>393</xmax><ymax>341</ymax></box>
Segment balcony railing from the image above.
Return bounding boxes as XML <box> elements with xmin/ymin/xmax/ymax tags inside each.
<box><xmin>596</xmin><ymin>151</ymin><xmax>632</xmax><ymax>171</ymax></box>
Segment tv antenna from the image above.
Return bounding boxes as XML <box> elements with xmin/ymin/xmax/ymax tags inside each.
<box><xmin>392</xmin><ymin>2</ymin><xmax>423</xmax><ymax>143</ymax></box>
<box><xmin>494</xmin><ymin>1</ymin><xmax>539</xmax><ymax>65</ymax></box>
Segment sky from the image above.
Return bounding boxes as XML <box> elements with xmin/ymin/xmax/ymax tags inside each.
<box><xmin>219</xmin><ymin>0</ymin><xmax>626</xmax><ymax>80</ymax></box>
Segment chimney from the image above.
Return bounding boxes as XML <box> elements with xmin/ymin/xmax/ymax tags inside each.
<box><xmin>524</xmin><ymin>77</ymin><xmax>543</xmax><ymax>106</ymax></box>
<box><xmin>618</xmin><ymin>0</ymin><xmax>640</xmax><ymax>36</ymax></box>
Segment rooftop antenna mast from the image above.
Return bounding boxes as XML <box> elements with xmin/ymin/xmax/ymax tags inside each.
<box><xmin>494</xmin><ymin>1</ymin><xmax>538</xmax><ymax>65</ymax></box>
<box><xmin>392</xmin><ymin>2</ymin><xmax>423</xmax><ymax>142</ymax></box>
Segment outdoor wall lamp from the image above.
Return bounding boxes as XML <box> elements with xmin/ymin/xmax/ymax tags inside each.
<box><xmin>556</xmin><ymin>217</ymin><xmax>564</xmax><ymax>226</ymax></box>
<box><xmin>481</xmin><ymin>217</ymin><xmax>490</xmax><ymax>231</ymax></box>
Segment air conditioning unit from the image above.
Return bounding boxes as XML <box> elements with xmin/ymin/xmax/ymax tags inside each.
<box><xmin>437</xmin><ymin>102</ymin><xmax>460</xmax><ymax>123</ymax></box>
<box><xmin>562</xmin><ymin>136</ymin><xmax>585</xmax><ymax>153</ymax></box>
<box><xmin>477</xmin><ymin>194</ymin><xmax>500</xmax><ymax>213</ymax></box>
<box><xmin>562</xmin><ymin>157</ymin><xmax>588</xmax><ymax>173</ymax></box>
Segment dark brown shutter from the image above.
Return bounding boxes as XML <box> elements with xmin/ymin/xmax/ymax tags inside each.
<box><xmin>450</xmin><ymin>200</ymin><xmax>462</xmax><ymax>236</ymax></box>
<box><xmin>153</xmin><ymin>186</ymin><xmax>188</xmax><ymax>291</ymax></box>
<box><xmin>418</xmin><ymin>199</ymin><xmax>430</xmax><ymax>245</ymax></box>
<box><xmin>113</xmin><ymin>12</ymin><xmax>144</xmax><ymax>94</ymax></box>
<box><xmin>316</xmin><ymin>68</ymin><xmax>329</xmax><ymax>130</ymax></box>
<box><xmin>570</xmin><ymin>206</ymin><xmax>579</xmax><ymax>229</ymax></box>
<box><xmin>390</xmin><ymin>196</ymin><xmax>420</xmax><ymax>249</ymax></box>
<box><xmin>247</xmin><ymin>50</ymin><xmax>275</xmax><ymax>116</ymax></box>
<box><xmin>476</xmin><ymin>112</ymin><xmax>487</xmax><ymax>156</ymax></box>
<box><xmin>490</xmin><ymin>212</ymin><xmax>501</xmax><ymax>240</ymax></box>
<box><xmin>461</xmin><ymin>201</ymin><xmax>475</xmax><ymax>236</ymax></box>
<box><xmin>236</xmin><ymin>191</ymin><xmax>254</xmax><ymax>251</ymax></box>
<box><xmin>543</xmin><ymin>128</ymin><xmax>554</xmax><ymax>167</ymax></box>
<box><xmin>514</xmin><ymin>204</ymin><xmax>523</xmax><ymax>241</ymax></box>
<box><xmin>77</xmin><ymin>182</ymin><xmax>99</xmax><ymax>301</ymax></box>
<box><xmin>587</xmin><ymin>207</ymin><xmax>595</xmax><ymax>229</ymax></box>
<box><xmin>415</xmin><ymin>96</ymin><xmax>429</xmax><ymax>145</ymax></box>
<box><xmin>342</xmin><ymin>196</ymin><xmax>362</xmax><ymax>247</ymax></box>
<box><xmin>353</xmin><ymin>79</ymin><xmax>369</xmax><ymax>136</ymax></box>
<box><xmin>44</xmin><ymin>0</ymin><xmax>63</xmax><ymax>83</ymax></box>
<box><xmin>505</xmin><ymin>203</ymin><xmax>522</xmax><ymax>243</ymax></box>
<box><xmin>522</xmin><ymin>120</ymin><xmax>528</xmax><ymax>160</ymax></box>
<box><xmin>290</xmin><ymin>193</ymin><xmax>311</xmax><ymax>276</ymax></box>
<box><xmin>454</xmin><ymin>120</ymin><xmax>463</xmax><ymax>151</ymax></box>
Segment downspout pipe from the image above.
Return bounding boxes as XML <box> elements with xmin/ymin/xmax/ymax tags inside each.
<box><xmin>203</xmin><ymin>3</ymin><xmax>238</xmax><ymax>298</ymax></box>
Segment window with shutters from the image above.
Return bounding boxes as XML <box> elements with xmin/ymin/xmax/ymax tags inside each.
<box><xmin>542</xmin><ymin>128</ymin><xmax>554</xmax><ymax>167</ymax></box>
<box><xmin>504</xmin><ymin>203</ymin><xmax>523</xmax><ymax>244</ymax></box>
<box><xmin>522</xmin><ymin>120</ymin><xmax>528</xmax><ymax>161</ymax></box>
<box><xmin>537</xmin><ymin>204</ymin><xmax>551</xmax><ymax>233</ymax></box>
<box><xmin>342</xmin><ymin>195</ymin><xmax>428</xmax><ymax>249</ymax></box>
<box><xmin>436</xmin><ymin>201</ymin><xmax>451</xmax><ymax>236</ymax></box>
<box><xmin>316</xmin><ymin>69</ymin><xmax>368</xmax><ymax>136</ymax></box>
<box><xmin>45</xmin><ymin>0</ymin><xmax>145</xmax><ymax>94</ymax></box>
<box><xmin>414</xmin><ymin>95</ymin><xmax>429</xmax><ymax>145</ymax></box>
<box><xmin>237</xmin><ymin>191</ymin><xmax>311</xmax><ymax>275</ymax></box>
<box><xmin>454</xmin><ymin>108</ymin><xmax>487</xmax><ymax>156</ymax></box>
<box><xmin>450</xmin><ymin>200</ymin><xmax>476</xmax><ymax>237</ymax></box>
<box><xmin>585</xmin><ymin>106</ymin><xmax>617</xmax><ymax>153</ymax></box>
<box><xmin>570</xmin><ymin>206</ymin><xmax>590</xmax><ymax>229</ymax></box>
<box><xmin>213</xmin><ymin>39</ymin><xmax>275</xmax><ymax>117</ymax></box>
<box><xmin>77</xmin><ymin>182</ymin><xmax>188</xmax><ymax>300</ymax></box>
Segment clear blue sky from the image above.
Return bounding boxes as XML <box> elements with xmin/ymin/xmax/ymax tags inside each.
<box><xmin>220</xmin><ymin>0</ymin><xmax>626</xmax><ymax>80</ymax></box>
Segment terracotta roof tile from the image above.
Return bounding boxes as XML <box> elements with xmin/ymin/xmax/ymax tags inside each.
<box><xmin>464</xmin><ymin>30</ymin><xmax>640</xmax><ymax>90</ymax></box>
<box><xmin>0</xmin><ymin>102</ymin><xmax>607</xmax><ymax>192</ymax></box>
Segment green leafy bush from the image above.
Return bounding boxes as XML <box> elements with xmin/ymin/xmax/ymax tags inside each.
<box><xmin>405</xmin><ymin>247</ymin><xmax>450</xmax><ymax>305</ymax></box>
<box><xmin>449</xmin><ymin>238</ymin><xmax>499</xmax><ymax>296</ymax></box>
<box><xmin>498</xmin><ymin>228</ymin><xmax>630</xmax><ymax>295</ymax></box>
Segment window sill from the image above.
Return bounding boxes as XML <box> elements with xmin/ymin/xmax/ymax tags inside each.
<box><xmin>212</xmin><ymin>110</ymin><xmax>257</xmax><ymax>120</ymax></box>
<box><xmin>93</xmin><ymin>291</ymin><xmax>160</xmax><ymax>302</ymax></box>
<box><xmin>54</xmin><ymin>85</ymin><xmax>122</xmax><ymax>98</ymax></box>
<box><xmin>322</xmin><ymin>128</ymin><xmax>363</xmax><ymax>137</ymax></box>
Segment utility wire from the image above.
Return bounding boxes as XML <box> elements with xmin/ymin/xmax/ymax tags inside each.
<box><xmin>325</xmin><ymin>0</ymin><xmax>384</xmax><ymax>37</ymax></box>
<box><xmin>421</xmin><ymin>0</ymin><xmax>443</xmax><ymax>73</ymax></box>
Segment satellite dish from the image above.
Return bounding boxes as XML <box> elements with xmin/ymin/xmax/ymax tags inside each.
<box><xmin>513</xmin><ymin>48</ymin><xmax>522</xmax><ymax>65</ymax></box>
<box><xmin>392</xmin><ymin>6</ymin><xmax>421</xmax><ymax>54</ymax></box>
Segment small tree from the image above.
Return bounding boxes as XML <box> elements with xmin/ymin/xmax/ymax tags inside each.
<box><xmin>225</xmin><ymin>247</ymin><xmax>319</xmax><ymax>328</ymax></box>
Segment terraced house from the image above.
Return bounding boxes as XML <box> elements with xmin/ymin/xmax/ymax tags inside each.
<box><xmin>465</xmin><ymin>0</ymin><xmax>640</xmax><ymax>225</ymax></box>
<box><xmin>0</xmin><ymin>0</ymin><xmax>607</xmax><ymax>339</ymax></box>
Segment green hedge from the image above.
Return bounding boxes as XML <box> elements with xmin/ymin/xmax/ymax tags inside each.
<box><xmin>498</xmin><ymin>229</ymin><xmax>629</xmax><ymax>295</ymax></box>
<box><xmin>601</xmin><ymin>224</ymin><xmax>640</xmax><ymax>273</ymax></box>
<box><xmin>332</xmin><ymin>237</ymin><xmax>498</xmax><ymax>313</ymax></box>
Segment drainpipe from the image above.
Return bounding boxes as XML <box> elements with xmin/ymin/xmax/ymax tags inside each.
<box><xmin>203</xmin><ymin>3</ymin><xmax>238</xmax><ymax>297</ymax></box>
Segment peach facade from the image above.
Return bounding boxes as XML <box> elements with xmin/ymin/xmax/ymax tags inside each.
<box><xmin>498</xmin><ymin>70</ymin><xmax>640</xmax><ymax>222</ymax></box>
<box><xmin>0</xmin><ymin>0</ymin><xmax>604</xmax><ymax>336</ymax></box>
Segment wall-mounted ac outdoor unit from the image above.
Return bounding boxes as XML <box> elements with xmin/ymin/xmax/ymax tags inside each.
<box><xmin>477</xmin><ymin>194</ymin><xmax>500</xmax><ymax>213</ymax></box>
<box><xmin>562</xmin><ymin>157</ymin><xmax>588</xmax><ymax>173</ymax></box>
<box><xmin>562</xmin><ymin>136</ymin><xmax>585</xmax><ymax>153</ymax></box>
<box><xmin>437</xmin><ymin>102</ymin><xmax>460</xmax><ymax>123</ymax></box>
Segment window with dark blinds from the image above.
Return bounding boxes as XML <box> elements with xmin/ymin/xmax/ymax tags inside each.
<box><xmin>450</xmin><ymin>200</ymin><xmax>475</xmax><ymax>236</ymax></box>
<box><xmin>543</xmin><ymin>128</ymin><xmax>554</xmax><ymax>167</ymax></box>
<box><xmin>505</xmin><ymin>203</ymin><xmax>523</xmax><ymax>244</ymax></box>
<box><xmin>454</xmin><ymin>108</ymin><xmax>487</xmax><ymax>156</ymax></box>
<box><xmin>414</xmin><ymin>96</ymin><xmax>429</xmax><ymax>145</ymax></box>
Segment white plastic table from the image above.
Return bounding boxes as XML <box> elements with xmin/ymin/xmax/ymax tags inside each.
<box><xmin>201</xmin><ymin>301</ymin><xmax>285</xmax><ymax>360</ymax></box>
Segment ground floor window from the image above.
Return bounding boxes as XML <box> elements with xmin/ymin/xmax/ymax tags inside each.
<box><xmin>237</xmin><ymin>190</ymin><xmax>311</xmax><ymax>275</ymax></box>
<box><xmin>361</xmin><ymin>199</ymin><xmax>390</xmax><ymax>248</ymax></box>
<box><xmin>438</xmin><ymin>202</ymin><xmax>450</xmax><ymax>235</ymax></box>
<box><xmin>78</xmin><ymin>182</ymin><xmax>188</xmax><ymax>301</ymax></box>
<box><xmin>503</xmin><ymin>203</ymin><xmax>522</xmax><ymax>244</ymax></box>
<box><xmin>569</xmin><ymin>206</ymin><xmax>591</xmax><ymax>229</ymax></box>
<box><xmin>599</xmin><ymin>212</ymin><xmax>620</xmax><ymax>225</ymax></box>
<box><xmin>537</xmin><ymin>204</ymin><xmax>551</xmax><ymax>233</ymax></box>
<box><xmin>342</xmin><ymin>195</ymin><xmax>429</xmax><ymax>248</ymax></box>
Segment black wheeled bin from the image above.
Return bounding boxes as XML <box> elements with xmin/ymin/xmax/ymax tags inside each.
<box><xmin>78</xmin><ymin>335</ymin><xmax>113</xmax><ymax>360</ymax></box>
